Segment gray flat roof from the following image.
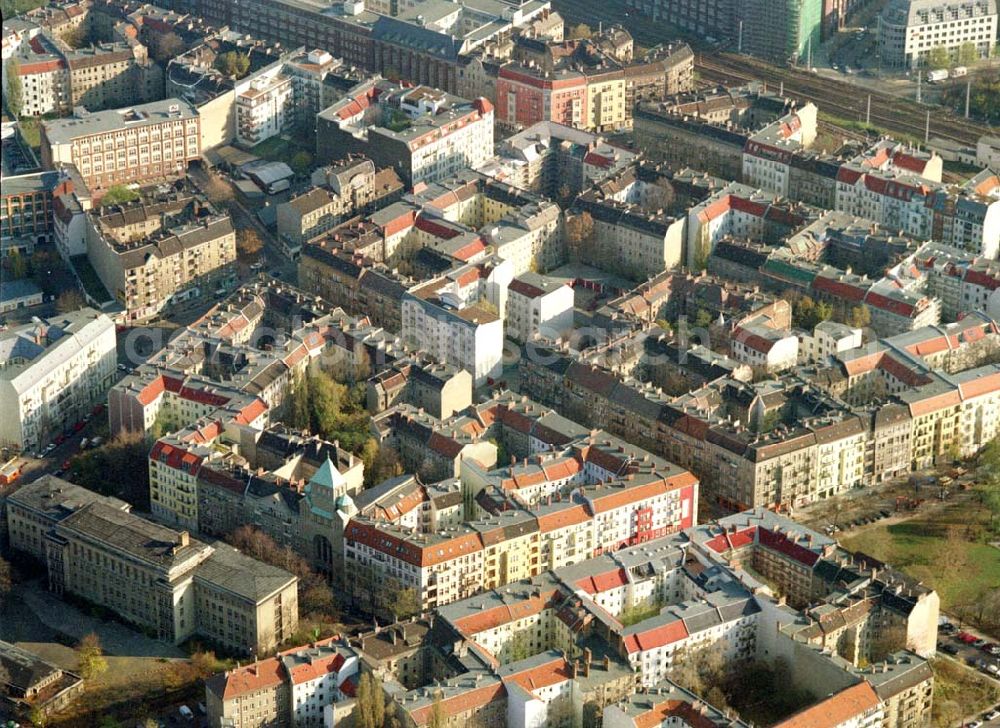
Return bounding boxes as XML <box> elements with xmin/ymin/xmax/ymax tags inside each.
<box><xmin>44</xmin><ymin>99</ymin><xmax>197</xmax><ymax>144</ymax></box>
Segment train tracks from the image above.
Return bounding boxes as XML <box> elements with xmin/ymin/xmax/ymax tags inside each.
<box><xmin>696</xmin><ymin>54</ymin><xmax>992</xmax><ymax>148</ymax></box>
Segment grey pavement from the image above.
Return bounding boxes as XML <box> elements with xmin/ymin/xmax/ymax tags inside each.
<box><xmin>14</xmin><ymin>580</ymin><xmax>185</xmax><ymax>659</ymax></box>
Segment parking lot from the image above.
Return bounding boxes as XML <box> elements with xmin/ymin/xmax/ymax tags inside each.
<box><xmin>939</xmin><ymin>621</ymin><xmax>1000</xmax><ymax>679</ymax></box>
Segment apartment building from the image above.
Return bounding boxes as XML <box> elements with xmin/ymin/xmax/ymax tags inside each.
<box><xmin>40</xmin><ymin>98</ymin><xmax>201</xmax><ymax>195</ymax></box>
<box><xmin>496</xmin><ymin>29</ymin><xmax>685</xmax><ymax>134</ymax></box>
<box><xmin>366</xmin><ymin>358</ymin><xmax>473</xmax><ymax>420</ymax></box>
<box><xmin>176</xmin><ymin>0</ymin><xmax>558</xmax><ymax>96</ymax></box>
<box><xmin>235</xmin><ymin>72</ymin><xmax>293</xmax><ymax>147</ymax></box>
<box><xmin>797</xmin><ymin>321</ymin><xmax>863</xmax><ymax>364</ymax></box>
<box><xmin>5</xmin><ymin>475</ymin><xmax>131</xmax><ymax>562</ymax></box>
<box><xmin>687</xmin><ymin>182</ymin><xmax>820</xmax><ymax>270</ymax></box>
<box><xmin>402</xmin><ymin>273</ymin><xmax>505</xmax><ymax>386</ymax></box>
<box><xmin>0</xmin><ymin>309</ymin><xmax>116</xmax><ymax>452</ymax></box>
<box><xmin>505</xmin><ymin>272</ymin><xmax>573</xmax><ymax>343</ymax></box>
<box><xmin>486</xmin><ymin>121</ymin><xmax>639</xmax><ymax>199</ymax></box>
<box><xmin>198</xmin><ymin>497</ymin><xmax>934</xmax><ymax>728</ymax></box>
<box><xmin>316</xmin><ymin>82</ymin><xmax>494</xmax><ymax>186</ymax></box>
<box><xmin>7</xmin><ymin>478</ymin><xmax>298</xmax><ymax>655</ymax></box>
<box><xmin>0</xmin><ymin>168</ymin><xmax>77</xmax><ymax>245</ymax></box>
<box><xmin>5</xmin><ymin>30</ymin><xmax>161</xmax><ymax>117</ymax></box>
<box><xmin>297</xmin><ymin>246</ymin><xmax>410</xmax><ymax>332</ymax></box>
<box><xmin>84</xmin><ymin>187</ymin><xmax>236</xmax><ymax>321</ymax></box>
<box><xmin>621</xmin><ymin>0</ymin><xmax>821</xmax><ymax>62</ymax></box>
<box><xmin>345</xmin><ymin>436</ymin><xmax>698</xmax><ymax>613</ymax></box>
<box><xmin>731</xmin><ymin>324</ymin><xmax>800</xmax><ymax>372</ymax></box>
<box><xmin>878</xmin><ymin>0</ymin><xmax>998</xmax><ymax>67</ymax></box>
<box><xmin>276</xmin><ymin>158</ymin><xmax>404</xmax><ymax>251</ymax></box>
<box><xmin>573</xmin><ymin>165</ymin><xmax>688</xmax><ymax>279</ymax></box>
<box><xmin>154</xmin><ymin>433</ymin><xmax>363</xmax><ymax>576</ymax></box>
<box><xmin>205</xmin><ymin>637</ymin><xmax>360</xmax><ymax>728</ymax></box>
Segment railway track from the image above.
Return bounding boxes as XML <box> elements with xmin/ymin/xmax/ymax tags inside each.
<box><xmin>696</xmin><ymin>54</ymin><xmax>992</xmax><ymax>148</ymax></box>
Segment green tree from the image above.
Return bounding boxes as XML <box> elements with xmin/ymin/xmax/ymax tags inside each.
<box><xmin>361</xmin><ymin>439</ymin><xmax>404</xmax><ymax>487</ymax></box>
<box><xmin>148</xmin><ymin>31</ymin><xmax>185</xmax><ymax>63</ymax></box>
<box><xmin>849</xmin><ymin>305</ymin><xmax>871</xmax><ymax>329</ymax></box>
<box><xmin>56</xmin><ymin>289</ymin><xmax>86</xmax><ymax>313</ymax></box>
<box><xmin>5</xmin><ymin>58</ymin><xmax>23</xmax><ymax>118</ymax></box>
<box><xmin>69</xmin><ymin>432</ymin><xmax>152</xmax><ymax>509</ymax></box>
<box><xmin>568</xmin><ymin>23</ymin><xmax>592</xmax><ymax>39</ymax></box>
<box><xmin>28</xmin><ymin>705</ymin><xmax>47</xmax><ymax>728</ymax></box>
<box><xmin>389</xmin><ymin>587</ymin><xmax>420</xmax><ymax>620</ymax></box>
<box><xmin>693</xmin><ymin>308</ymin><xmax>714</xmax><ymax>329</ymax></box>
<box><xmin>957</xmin><ymin>41</ymin><xmax>978</xmax><ymax>66</ymax></box>
<box><xmin>215</xmin><ymin>51</ymin><xmax>251</xmax><ymax>79</ymax></box>
<box><xmin>100</xmin><ymin>184</ymin><xmax>140</xmax><ymax>207</ymax></box>
<box><xmin>353</xmin><ymin>672</ymin><xmax>387</xmax><ymax>728</ymax></box>
<box><xmin>0</xmin><ymin>553</ymin><xmax>11</xmax><ymax>599</ymax></box>
<box><xmin>236</xmin><ymin>227</ymin><xmax>264</xmax><ymax>257</ymax></box>
<box><xmin>291</xmin><ymin>150</ymin><xmax>313</xmax><ymax>176</ymax></box>
<box><xmin>7</xmin><ymin>249</ymin><xmax>28</xmax><ymax>279</ymax></box>
<box><xmin>289</xmin><ymin>372</ymin><xmax>311</xmax><ymax>431</ymax></box>
<box><xmin>928</xmin><ymin>45</ymin><xmax>951</xmax><ymax>70</ymax></box>
<box><xmin>77</xmin><ymin>632</ymin><xmax>108</xmax><ymax>679</ymax></box>
<box><xmin>428</xmin><ymin>695</ymin><xmax>446</xmax><ymax>728</ymax></box>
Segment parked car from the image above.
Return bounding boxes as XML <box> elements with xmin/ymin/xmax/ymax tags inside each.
<box><xmin>90</xmin><ymin>436</ymin><xmax>103</xmax><ymax>447</ymax></box>
<box><xmin>967</xmin><ymin>721</ymin><xmax>982</xmax><ymax>728</ymax></box>
<box><xmin>118</xmin><ymin>363</ymin><xmax>128</xmax><ymax>371</ymax></box>
<box><xmin>178</xmin><ymin>706</ymin><xmax>193</xmax><ymax>721</ymax></box>
<box><xmin>43</xmin><ymin>443</ymin><xmax>56</xmax><ymax>455</ymax></box>
<box><xmin>80</xmin><ymin>438</ymin><xmax>89</xmax><ymax>450</ymax></box>
<box><xmin>92</xmin><ymin>404</ymin><xmax>105</xmax><ymax>416</ymax></box>
<box><xmin>54</xmin><ymin>434</ymin><xmax>66</xmax><ymax>445</ymax></box>
<box><xmin>974</xmin><ymin>638</ymin><xmax>988</xmax><ymax>648</ymax></box>
<box><xmin>72</xmin><ymin>420</ymin><xmax>84</xmax><ymax>432</ymax></box>
<box><xmin>958</xmin><ymin>631</ymin><xmax>978</xmax><ymax>644</ymax></box>
<box><xmin>984</xmin><ymin>709</ymin><xmax>1000</xmax><ymax>721</ymax></box>
<box><xmin>939</xmin><ymin>622</ymin><xmax>956</xmax><ymax>633</ymax></box>
<box><xmin>940</xmin><ymin>643</ymin><xmax>960</xmax><ymax>655</ymax></box>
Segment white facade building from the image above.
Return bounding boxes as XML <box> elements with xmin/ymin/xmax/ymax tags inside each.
<box><xmin>236</xmin><ymin>72</ymin><xmax>294</xmax><ymax>147</ymax></box>
<box><xmin>505</xmin><ymin>272</ymin><xmax>574</xmax><ymax>343</ymax></box>
<box><xmin>731</xmin><ymin>324</ymin><xmax>800</xmax><ymax>372</ymax></box>
<box><xmin>402</xmin><ymin>288</ymin><xmax>504</xmax><ymax>386</ymax></box>
<box><xmin>0</xmin><ymin>309</ymin><xmax>116</xmax><ymax>451</ymax></box>
<box><xmin>797</xmin><ymin>321</ymin><xmax>864</xmax><ymax>364</ymax></box>
<box><xmin>879</xmin><ymin>0</ymin><xmax>998</xmax><ymax>68</ymax></box>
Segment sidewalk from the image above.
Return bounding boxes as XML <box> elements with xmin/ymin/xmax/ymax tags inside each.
<box><xmin>17</xmin><ymin>580</ymin><xmax>185</xmax><ymax>659</ymax></box>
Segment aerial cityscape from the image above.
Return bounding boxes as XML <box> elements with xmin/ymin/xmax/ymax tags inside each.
<box><xmin>0</xmin><ymin>0</ymin><xmax>999</xmax><ymax>726</ymax></box>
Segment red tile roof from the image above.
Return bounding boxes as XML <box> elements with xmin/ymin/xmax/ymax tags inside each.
<box><xmin>773</xmin><ymin>682</ymin><xmax>880</xmax><ymax>728</ymax></box>
<box><xmin>535</xmin><ymin>504</ymin><xmax>591</xmax><ymax>533</ymax></box>
<box><xmin>503</xmin><ymin>656</ymin><xmax>572</xmax><ymax>695</ymax></box>
<box><xmin>452</xmin><ymin>590</ymin><xmax>560</xmax><ymax>634</ymax></box>
<box><xmin>589</xmin><ymin>471</ymin><xmax>697</xmax><ymax>514</ymax></box>
<box><xmin>575</xmin><ymin>567</ymin><xmax>629</xmax><ymax>595</ymax></box>
<box><xmin>757</xmin><ymin>527</ymin><xmax>820</xmax><ymax>566</ymax></box>
<box><xmin>623</xmin><ymin>619</ymin><xmax>688</xmax><ymax>654</ymax></box>
<box><xmin>408</xmin><ymin>682</ymin><xmax>506</xmax><ymax>726</ymax></box>
<box><xmin>345</xmin><ymin>521</ymin><xmax>482</xmax><ymax>567</ymax></box>
<box><xmin>214</xmin><ymin>658</ymin><xmax>285</xmax><ymax>700</ymax></box>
